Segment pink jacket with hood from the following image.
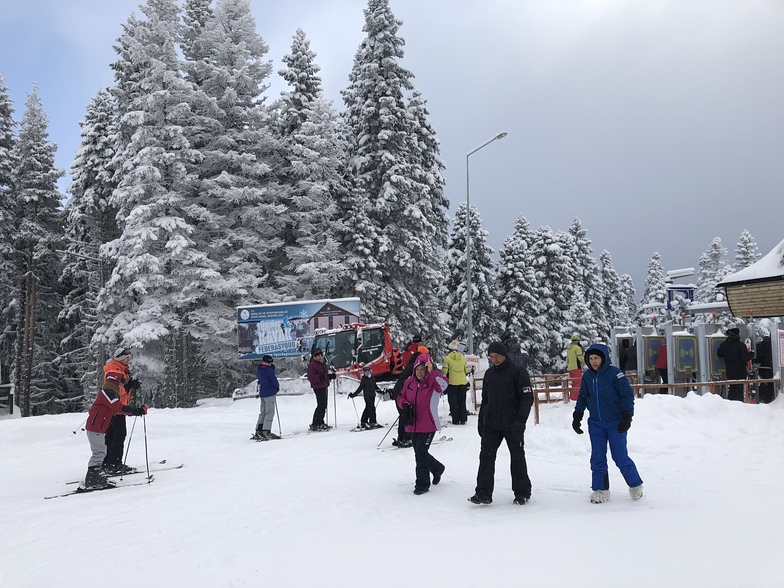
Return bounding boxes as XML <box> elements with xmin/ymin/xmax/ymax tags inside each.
<box><xmin>396</xmin><ymin>353</ymin><xmax>448</xmax><ymax>433</ymax></box>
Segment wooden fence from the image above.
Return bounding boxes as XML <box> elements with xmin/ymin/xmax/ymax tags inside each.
<box><xmin>471</xmin><ymin>372</ymin><xmax>779</xmax><ymax>425</ymax></box>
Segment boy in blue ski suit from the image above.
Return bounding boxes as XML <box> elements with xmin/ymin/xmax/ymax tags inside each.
<box><xmin>572</xmin><ymin>343</ymin><xmax>644</xmax><ymax>503</ymax></box>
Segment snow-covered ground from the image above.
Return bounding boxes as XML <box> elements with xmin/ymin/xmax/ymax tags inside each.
<box><xmin>1</xmin><ymin>385</ymin><xmax>782</xmax><ymax>587</ymax></box>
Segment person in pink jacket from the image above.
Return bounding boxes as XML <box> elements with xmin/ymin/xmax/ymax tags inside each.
<box><xmin>396</xmin><ymin>353</ymin><xmax>448</xmax><ymax>495</ymax></box>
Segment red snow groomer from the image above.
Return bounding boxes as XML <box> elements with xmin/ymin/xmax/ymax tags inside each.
<box><xmin>311</xmin><ymin>322</ymin><xmax>404</xmax><ymax>382</ymax></box>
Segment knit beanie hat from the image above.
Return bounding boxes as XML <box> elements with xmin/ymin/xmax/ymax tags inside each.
<box><xmin>487</xmin><ymin>341</ymin><xmax>507</xmax><ymax>357</ymax></box>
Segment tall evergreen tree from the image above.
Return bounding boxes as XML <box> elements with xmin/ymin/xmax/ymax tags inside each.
<box><xmin>273</xmin><ymin>28</ymin><xmax>346</xmax><ymax>300</ymax></box>
<box><xmin>567</xmin><ymin>218</ymin><xmax>607</xmax><ymax>339</ymax></box>
<box><xmin>734</xmin><ymin>229</ymin><xmax>760</xmax><ymax>271</ymax></box>
<box><xmin>637</xmin><ymin>252</ymin><xmax>667</xmax><ymax>326</ymax></box>
<box><xmin>339</xmin><ymin>0</ymin><xmax>449</xmax><ymax>344</ymax></box>
<box><xmin>441</xmin><ymin>203</ymin><xmax>497</xmax><ymax>351</ymax></box>
<box><xmin>530</xmin><ymin>226</ymin><xmax>574</xmax><ymax>372</ymax></box>
<box><xmin>620</xmin><ymin>274</ymin><xmax>638</xmax><ymax>320</ymax></box>
<box><xmin>101</xmin><ymin>0</ymin><xmax>221</xmax><ymax>407</ymax></box>
<box><xmin>0</xmin><ymin>74</ymin><xmax>17</xmax><ymax>389</ymax></box>
<box><xmin>60</xmin><ymin>88</ymin><xmax>119</xmax><ymax>402</ymax></box>
<box><xmin>177</xmin><ymin>0</ymin><xmax>281</xmax><ymax>399</ymax></box>
<box><xmin>600</xmin><ymin>250</ymin><xmax>630</xmax><ymax>327</ymax></box>
<box><xmin>696</xmin><ymin>237</ymin><xmax>733</xmax><ymax>304</ymax></box>
<box><xmin>496</xmin><ymin>215</ymin><xmax>543</xmax><ymax>355</ymax></box>
<box><xmin>11</xmin><ymin>85</ymin><xmax>65</xmax><ymax>415</ymax></box>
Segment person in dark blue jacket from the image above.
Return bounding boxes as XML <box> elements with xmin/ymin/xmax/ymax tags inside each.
<box><xmin>572</xmin><ymin>343</ymin><xmax>644</xmax><ymax>503</ymax></box>
<box><xmin>253</xmin><ymin>355</ymin><xmax>280</xmax><ymax>441</ymax></box>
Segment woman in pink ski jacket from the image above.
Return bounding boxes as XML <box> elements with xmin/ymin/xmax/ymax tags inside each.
<box><xmin>396</xmin><ymin>353</ymin><xmax>448</xmax><ymax>495</ymax></box>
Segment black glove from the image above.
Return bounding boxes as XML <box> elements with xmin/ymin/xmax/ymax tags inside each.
<box><xmin>131</xmin><ymin>405</ymin><xmax>147</xmax><ymax>417</ymax></box>
<box><xmin>126</xmin><ymin>377</ymin><xmax>141</xmax><ymax>391</ymax></box>
<box><xmin>348</xmin><ymin>392</ymin><xmax>359</xmax><ymax>399</ymax></box>
<box><xmin>327</xmin><ymin>372</ymin><xmax>336</xmax><ymax>380</ymax></box>
<box><xmin>401</xmin><ymin>402</ymin><xmax>415</xmax><ymax>427</ymax></box>
<box><xmin>617</xmin><ymin>411</ymin><xmax>632</xmax><ymax>433</ymax></box>
<box><xmin>511</xmin><ymin>420</ymin><xmax>525</xmax><ymax>442</ymax></box>
<box><xmin>572</xmin><ymin>412</ymin><xmax>584</xmax><ymax>435</ymax></box>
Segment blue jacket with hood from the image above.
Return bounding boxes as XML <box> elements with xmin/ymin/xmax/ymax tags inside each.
<box><xmin>574</xmin><ymin>343</ymin><xmax>634</xmax><ymax>422</ymax></box>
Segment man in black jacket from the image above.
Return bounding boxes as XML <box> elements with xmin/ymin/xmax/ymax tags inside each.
<box><xmin>469</xmin><ymin>341</ymin><xmax>534</xmax><ymax>506</ymax></box>
<box><xmin>717</xmin><ymin>327</ymin><xmax>753</xmax><ymax>402</ymax></box>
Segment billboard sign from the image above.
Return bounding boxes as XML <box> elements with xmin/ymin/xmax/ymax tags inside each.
<box><xmin>237</xmin><ymin>297</ymin><xmax>360</xmax><ymax>360</ymax></box>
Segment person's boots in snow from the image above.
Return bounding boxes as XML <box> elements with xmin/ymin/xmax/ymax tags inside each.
<box><xmin>252</xmin><ymin>428</ymin><xmax>266</xmax><ymax>441</ymax></box>
<box><xmin>84</xmin><ymin>466</ymin><xmax>113</xmax><ymax>490</ymax></box>
<box><xmin>263</xmin><ymin>430</ymin><xmax>281</xmax><ymax>440</ymax></box>
<box><xmin>629</xmin><ymin>484</ymin><xmax>644</xmax><ymax>500</ymax></box>
<box><xmin>590</xmin><ymin>490</ymin><xmax>611</xmax><ymax>503</ymax></box>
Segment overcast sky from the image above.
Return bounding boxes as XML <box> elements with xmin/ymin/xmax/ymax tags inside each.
<box><xmin>1</xmin><ymin>0</ymin><xmax>782</xmax><ymax>293</ymax></box>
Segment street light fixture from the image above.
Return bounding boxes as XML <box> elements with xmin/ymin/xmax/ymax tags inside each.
<box><xmin>466</xmin><ymin>131</ymin><xmax>507</xmax><ymax>356</ymax></box>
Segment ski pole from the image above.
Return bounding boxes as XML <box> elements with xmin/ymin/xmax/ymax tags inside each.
<box><xmin>142</xmin><ymin>414</ymin><xmax>151</xmax><ymax>483</ymax></box>
<box><xmin>274</xmin><ymin>395</ymin><xmax>282</xmax><ymax>436</ymax></box>
<box><xmin>350</xmin><ymin>395</ymin><xmax>360</xmax><ymax>424</ymax></box>
<box><xmin>71</xmin><ymin>416</ymin><xmax>88</xmax><ymax>435</ymax></box>
<box><xmin>378</xmin><ymin>415</ymin><xmax>399</xmax><ymax>447</ymax></box>
<box><xmin>121</xmin><ymin>416</ymin><xmax>137</xmax><ymax>480</ymax></box>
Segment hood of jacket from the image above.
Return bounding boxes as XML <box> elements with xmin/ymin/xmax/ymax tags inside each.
<box><xmin>584</xmin><ymin>343</ymin><xmax>612</xmax><ymax>371</ymax></box>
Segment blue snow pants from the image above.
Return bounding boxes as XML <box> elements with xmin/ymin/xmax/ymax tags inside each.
<box><xmin>588</xmin><ymin>418</ymin><xmax>643</xmax><ymax>491</ymax></box>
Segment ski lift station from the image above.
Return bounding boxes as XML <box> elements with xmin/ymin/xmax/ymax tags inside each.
<box><xmin>610</xmin><ymin>239</ymin><xmax>784</xmax><ymax>399</ymax></box>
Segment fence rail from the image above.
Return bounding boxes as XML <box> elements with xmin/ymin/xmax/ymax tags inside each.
<box><xmin>470</xmin><ymin>371</ymin><xmax>779</xmax><ymax>425</ymax></box>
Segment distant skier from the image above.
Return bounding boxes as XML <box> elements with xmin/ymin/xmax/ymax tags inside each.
<box><xmin>349</xmin><ymin>365</ymin><xmax>382</xmax><ymax>429</ymax></box>
<box><xmin>572</xmin><ymin>343</ymin><xmax>644</xmax><ymax>504</ymax></box>
<box><xmin>252</xmin><ymin>355</ymin><xmax>280</xmax><ymax>441</ymax></box>
<box><xmin>307</xmin><ymin>348</ymin><xmax>335</xmax><ymax>431</ymax></box>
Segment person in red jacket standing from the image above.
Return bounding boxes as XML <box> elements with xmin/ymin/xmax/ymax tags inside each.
<box><xmin>396</xmin><ymin>353</ymin><xmax>448</xmax><ymax>495</ymax></box>
<box><xmin>102</xmin><ymin>348</ymin><xmax>141</xmax><ymax>474</ymax></box>
<box><xmin>656</xmin><ymin>343</ymin><xmax>668</xmax><ymax>395</ymax></box>
<box><xmin>84</xmin><ymin>350</ymin><xmax>146</xmax><ymax>490</ymax></box>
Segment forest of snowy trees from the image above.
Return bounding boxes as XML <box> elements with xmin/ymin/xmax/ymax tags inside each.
<box><xmin>0</xmin><ymin>0</ymin><xmax>767</xmax><ymax>416</ymax></box>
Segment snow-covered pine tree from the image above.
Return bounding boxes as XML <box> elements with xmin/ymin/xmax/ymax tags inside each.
<box><xmin>0</xmin><ymin>75</ymin><xmax>17</xmax><ymax>390</ymax></box>
<box><xmin>529</xmin><ymin>226</ymin><xmax>574</xmax><ymax>372</ymax></box>
<box><xmin>562</xmin><ymin>283</ymin><xmax>598</xmax><ymax>350</ymax></box>
<box><xmin>60</xmin><ymin>88</ymin><xmax>119</xmax><ymax>403</ymax></box>
<box><xmin>101</xmin><ymin>0</ymin><xmax>224</xmax><ymax>407</ymax></box>
<box><xmin>620</xmin><ymin>273</ymin><xmax>638</xmax><ymax>320</ymax></box>
<box><xmin>177</xmin><ymin>0</ymin><xmax>281</xmax><ymax>400</ymax></box>
<box><xmin>637</xmin><ymin>252</ymin><xmax>667</xmax><ymax>326</ymax></box>
<box><xmin>272</xmin><ymin>28</ymin><xmax>347</xmax><ymax>300</ymax></box>
<box><xmin>696</xmin><ymin>237</ymin><xmax>733</xmax><ymax>304</ymax></box>
<box><xmin>495</xmin><ymin>215</ymin><xmax>543</xmax><ymax>356</ymax></box>
<box><xmin>10</xmin><ymin>85</ymin><xmax>66</xmax><ymax>416</ymax></box>
<box><xmin>734</xmin><ymin>229</ymin><xmax>760</xmax><ymax>271</ymax></box>
<box><xmin>339</xmin><ymin>0</ymin><xmax>449</xmax><ymax>345</ymax></box>
<box><xmin>440</xmin><ymin>203</ymin><xmax>497</xmax><ymax>352</ymax></box>
<box><xmin>599</xmin><ymin>250</ymin><xmax>630</xmax><ymax>328</ymax></box>
<box><xmin>567</xmin><ymin>218</ymin><xmax>607</xmax><ymax>341</ymax></box>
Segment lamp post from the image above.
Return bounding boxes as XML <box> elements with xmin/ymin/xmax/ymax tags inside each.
<box><xmin>465</xmin><ymin>131</ymin><xmax>507</xmax><ymax>355</ymax></box>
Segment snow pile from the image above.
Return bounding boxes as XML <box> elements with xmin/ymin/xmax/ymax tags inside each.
<box><xmin>1</xmin><ymin>391</ymin><xmax>782</xmax><ymax>587</ymax></box>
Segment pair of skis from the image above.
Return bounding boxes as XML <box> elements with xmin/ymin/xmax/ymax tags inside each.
<box><xmin>48</xmin><ymin>462</ymin><xmax>184</xmax><ymax>499</ymax></box>
<box><xmin>378</xmin><ymin>435</ymin><xmax>453</xmax><ymax>452</ymax></box>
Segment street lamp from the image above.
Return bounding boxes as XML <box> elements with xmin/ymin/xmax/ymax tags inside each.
<box><xmin>466</xmin><ymin>131</ymin><xmax>507</xmax><ymax>355</ymax></box>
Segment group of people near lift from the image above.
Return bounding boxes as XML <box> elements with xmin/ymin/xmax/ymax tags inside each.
<box><xmin>81</xmin><ymin>322</ymin><xmax>772</xmax><ymax>503</ymax></box>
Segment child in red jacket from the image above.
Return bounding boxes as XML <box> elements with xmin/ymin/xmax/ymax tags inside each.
<box><xmin>84</xmin><ymin>383</ymin><xmax>146</xmax><ymax>490</ymax></box>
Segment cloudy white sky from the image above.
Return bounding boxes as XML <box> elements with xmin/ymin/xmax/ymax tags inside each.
<box><xmin>1</xmin><ymin>0</ymin><xmax>782</xmax><ymax>291</ymax></box>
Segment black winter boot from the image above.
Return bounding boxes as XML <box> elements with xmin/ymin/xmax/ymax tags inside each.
<box><xmin>84</xmin><ymin>466</ymin><xmax>112</xmax><ymax>490</ymax></box>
